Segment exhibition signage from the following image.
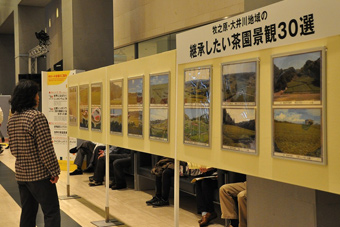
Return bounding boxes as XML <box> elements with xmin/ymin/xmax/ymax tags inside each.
<box><xmin>42</xmin><ymin>70</ymin><xmax>78</xmax><ymax>160</ymax></box>
<box><xmin>176</xmin><ymin>0</ymin><xmax>340</xmax><ymax>64</ymax></box>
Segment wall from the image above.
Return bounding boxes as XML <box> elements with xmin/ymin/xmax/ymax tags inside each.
<box><xmin>113</xmin><ymin>0</ymin><xmax>245</xmax><ymax>48</ymax></box>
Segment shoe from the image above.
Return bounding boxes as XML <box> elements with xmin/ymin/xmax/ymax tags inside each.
<box><xmin>152</xmin><ymin>198</ymin><xmax>169</xmax><ymax>207</ymax></box>
<box><xmin>89</xmin><ymin>181</ymin><xmax>103</xmax><ymax>186</ymax></box>
<box><xmin>89</xmin><ymin>176</ymin><xmax>94</xmax><ymax>182</ymax></box>
<box><xmin>69</xmin><ymin>147</ymin><xmax>77</xmax><ymax>153</ymax></box>
<box><xmin>199</xmin><ymin>212</ymin><xmax>217</xmax><ymax>226</ymax></box>
<box><xmin>0</xmin><ymin>148</ymin><xmax>3</xmax><ymax>154</ymax></box>
<box><xmin>83</xmin><ymin>165</ymin><xmax>94</xmax><ymax>173</ymax></box>
<box><xmin>70</xmin><ymin>169</ymin><xmax>83</xmax><ymax>175</ymax></box>
<box><xmin>146</xmin><ymin>196</ymin><xmax>160</xmax><ymax>205</ymax></box>
<box><xmin>111</xmin><ymin>184</ymin><xmax>127</xmax><ymax>190</ymax></box>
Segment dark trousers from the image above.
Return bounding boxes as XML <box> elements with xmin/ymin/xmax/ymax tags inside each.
<box><xmin>155</xmin><ymin>168</ymin><xmax>174</xmax><ymax>201</ymax></box>
<box><xmin>18</xmin><ymin>179</ymin><xmax>60</xmax><ymax>227</ymax></box>
<box><xmin>112</xmin><ymin>156</ymin><xmax>132</xmax><ymax>186</ymax></box>
<box><xmin>74</xmin><ymin>141</ymin><xmax>96</xmax><ymax>169</ymax></box>
<box><xmin>195</xmin><ymin>178</ymin><xmax>218</xmax><ymax>214</ymax></box>
<box><xmin>93</xmin><ymin>153</ymin><xmax>130</xmax><ymax>183</ymax></box>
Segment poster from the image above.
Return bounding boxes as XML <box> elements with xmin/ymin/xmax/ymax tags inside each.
<box><xmin>79</xmin><ymin>84</ymin><xmax>89</xmax><ymax>129</ymax></box>
<box><xmin>91</xmin><ymin>83</ymin><xmax>102</xmax><ymax>131</ymax></box>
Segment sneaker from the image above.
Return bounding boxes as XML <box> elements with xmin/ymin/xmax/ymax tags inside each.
<box><xmin>146</xmin><ymin>196</ymin><xmax>160</xmax><ymax>205</ymax></box>
<box><xmin>152</xmin><ymin>198</ymin><xmax>169</xmax><ymax>207</ymax></box>
<box><xmin>70</xmin><ymin>169</ymin><xmax>83</xmax><ymax>175</ymax></box>
<box><xmin>89</xmin><ymin>181</ymin><xmax>103</xmax><ymax>186</ymax></box>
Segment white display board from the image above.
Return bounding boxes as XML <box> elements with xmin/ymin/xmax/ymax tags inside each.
<box><xmin>42</xmin><ymin>70</ymin><xmax>81</xmax><ymax>160</ymax></box>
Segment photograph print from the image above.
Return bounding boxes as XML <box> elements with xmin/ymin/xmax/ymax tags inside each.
<box><xmin>79</xmin><ymin>84</ymin><xmax>89</xmax><ymax>129</ymax></box>
<box><xmin>128</xmin><ymin>109</ymin><xmax>143</xmax><ymax>137</ymax></box>
<box><xmin>110</xmin><ymin>109</ymin><xmax>122</xmax><ymax>134</ymax></box>
<box><xmin>110</xmin><ymin>80</ymin><xmax>123</xmax><ymax>106</ymax></box>
<box><xmin>273</xmin><ymin>108</ymin><xmax>322</xmax><ymax>162</ymax></box>
<box><xmin>68</xmin><ymin>86</ymin><xmax>77</xmax><ymax>125</ymax></box>
<box><xmin>128</xmin><ymin>77</ymin><xmax>143</xmax><ymax>106</ymax></box>
<box><xmin>184</xmin><ymin>108</ymin><xmax>210</xmax><ymax>146</ymax></box>
<box><xmin>222</xmin><ymin>108</ymin><xmax>256</xmax><ymax>153</ymax></box>
<box><xmin>150</xmin><ymin>108</ymin><xmax>168</xmax><ymax>141</ymax></box>
<box><xmin>150</xmin><ymin>73</ymin><xmax>169</xmax><ymax>106</ymax></box>
<box><xmin>222</xmin><ymin>61</ymin><xmax>257</xmax><ymax>106</ymax></box>
<box><xmin>273</xmin><ymin>50</ymin><xmax>322</xmax><ymax>105</ymax></box>
<box><xmin>91</xmin><ymin>83</ymin><xmax>102</xmax><ymax>131</ymax></box>
<box><xmin>184</xmin><ymin>67</ymin><xmax>211</xmax><ymax>106</ymax></box>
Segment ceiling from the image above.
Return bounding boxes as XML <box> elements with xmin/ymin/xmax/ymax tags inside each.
<box><xmin>0</xmin><ymin>0</ymin><xmax>51</xmax><ymax>34</ymax></box>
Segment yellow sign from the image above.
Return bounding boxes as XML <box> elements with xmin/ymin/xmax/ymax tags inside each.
<box><xmin>47</xmin><ymin>71</ymin><xmax>70</xmax><ymax>85</ymax></box>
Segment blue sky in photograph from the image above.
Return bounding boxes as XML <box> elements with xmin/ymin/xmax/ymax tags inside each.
<box><xmin>150</xmin><ymin>109</ymin><xmax>168</xmax><ymax>121</ymax></box>
<box><xmin>223</xmin><ymin>61</ymin><xmax>256</xmax><ymax>74</ymax></box>
<box><xmin>185</xmin><ymin>108</ymin><xmax>209</xmax><ymax>119</ymax></box>
<box><xmin>274</xmin><ymin>51</ymin><xmax>320</xmax><ymax>70</ymax></box>
<box><xmin>128</xmin><ymin>78</ymin><xmax>143</xmax><ymax>93</ymax></box>
<box><xmin>150</xmin><ymin>74</ymin><xmax>168</xmax><ymax>86</ymax></box>
<box><xmin>274</xmin><ymin>109</ymin><xmax>321</xmax><ymax>124</ymax></box>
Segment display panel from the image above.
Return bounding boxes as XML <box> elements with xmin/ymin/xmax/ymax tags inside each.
<box><xmin>128</xmin><ymin>109</ymin><xmax>143</xmax><ymax>137</ymax></box>
<box><xmin>222</xmin><ymin>108</ymin><xmax>256</xmax><ymax>153</ymax></box>
<box><xmin>91</xmin><ymin>83</ymin><xmax>102</xmax><ymax>131</ymax></box>
<box><xmin>150</xmin><ymin>108</ymin><xmax>168</xmax><ymax>141</ymax></box>
<box><xmin>184</xmin><ymin>67</ymin><xmax>211</xmax><ymax>106</ymax></box>
<box><xmin>273</xmin><ymin>50</ymin><xmax>322</xmax><ymax>105</ymax></box>
<box><xmin>222</xmin><ymin>61</ymin><xmax>257</xmax><ymax>106</ymax></box>
<box><xmin>68</xmin><ymin>86</ymin><xmax>78</xmax><ymax>126</ymax></box>
<box><xmin>150</xmin><ymin>73</ymin><xmax>169</xmax><ymax>106</ymax></box>
<box><xmin>184</xmin><ymin>108</ymin><xmax>210</xmax><ymax>146</ymax></box>
<box><xmin>128</xmin><ymin>76</ymin><xmax>143</xmax><ymax>106</ymax></box>
<box><xmin>273</xmin><ymin>108</ymin><xmax>323</xmax><ymax>162</ymax></box>
<box><xmin>110</xmin><ymin>79</ymin><xmax>123</xmax><ymax>107</ymax></box>
<box><xmin>79</xmin><ymin>84</ymin><xmax>89</xmax><ymax>129</ymax></box>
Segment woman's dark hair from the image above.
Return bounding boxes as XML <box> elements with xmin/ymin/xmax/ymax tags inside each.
<box><xmin>9</xmin><ymin>80</ymin><xmax>39</xmax><ymax>113</ymax></box>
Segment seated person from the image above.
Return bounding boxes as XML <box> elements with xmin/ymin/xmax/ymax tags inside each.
<box><xmin>89</xmin><ymin>146</ymin><xmax>132</xmax><ymax>190</ymax></box>
<box><xmin>146</xmin><ymin>157</ymin><xmax>174</xmax><ymax>207</ymax></box>
<box><xmin>70</xmin><ymin>141</ymin><xmax>103</xmax><ymax>175</ymax></box>
<box><xmin>187</xmin><ymin>162</ymin><xmax>218</xmax><ymax>227</ymax></box>
<box><xmin>219</xmin><ymin>181</ymin><xmax>247</xmax><ymax>227</ymax></box>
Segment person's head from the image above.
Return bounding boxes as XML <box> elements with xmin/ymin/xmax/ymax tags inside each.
<box><xmin>9</xmin><ymin>80</ymin><xmax>39</xmax><ymax>113</ymax></box>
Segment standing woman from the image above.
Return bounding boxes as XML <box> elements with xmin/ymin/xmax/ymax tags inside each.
<box><xmin>7</xmin><ymin>80</ymin><xmax>61</xmax><ymax>227</ymax></box>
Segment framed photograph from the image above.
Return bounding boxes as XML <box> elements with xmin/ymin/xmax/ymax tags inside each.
<box><xmin>128</xmin><ymin>76</ymin><xmax>143</xmax><ymax>107</ymax></box>
<box><xmin>273</xmin><ymin>48</ymin><xmax>324</xmax><ymax>105</ymax></box>
<box><xmin>110</xmin><ymin>108</ymin><xmax>122</xmax><ymax>134</ymax></box>
<box><xmin>150</xmin><ymin>72</ymin><xmax>169</xmax><ymax>107</ymax></box>
<box><xmin>91</xmin><ymin>83</ymin><xmax>102</xmax><ymax>131</ymax></box>
<box><xmin>110</xmin><ymin>79</ymin><xmax>123</xmax><ymax>107</ymax></box>
<box><xmin>184</xmin><ymin>108</ymin><xmax>210</xmax><ymax>147</ymax></box>
<box><xmin>79</xmin><ymin>84</ymin><xmax>89</xmax><ymax>129</ymax></box>
<box><xmin>273</xmin><ymin>108</ymin><xmax>323</xmax><ymax>163</ymax></box>
<box><xmin>222</xmin><ymin>61</ymin><xmax>257</xmax><ymax>106</ymax></box>
<box><xmin>184</xmin><ymin>66</ymin><xmax>211</xmax><ymax>107</ymax></box>
<box><xmin>128</xmin><ymin>109</ymin><xmax>143</xmax><ymax>137</ymax></box>
<box><xmin>68</xmin><ymin>86</ymin><xmax>78</xmax><ymax>126</ymax></box>
<box><xmin>222</xmin><ymin>108</ymin><xmax>256</xmax><ymax>153</ymax></box>
<box><xmin>150</xmin><ymin>108</ymin><xmax>169</xmax><ymax>141</ymax></box>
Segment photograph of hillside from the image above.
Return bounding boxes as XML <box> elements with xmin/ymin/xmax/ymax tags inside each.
<box><xmin>128</xmin><ymin>110</ymin><xmax>143</xmax><ymax>136</ymax></box>
<box><xmin>110</xmin><ymin>80</ymin><xmax>123</xmax><ymax>106</ymax></box>
<box><xmin>184</xmin><ymin>67</ymin><xmax>211</xmax><ymax>105</ymax></box>
<box><xmin>273</xmin><ymin>109</ymin><xmax>322</xmax><ymax>160</ymax></box>
<box><xmin>128</xmin><ymin>77</ymin><xmax>143</xmax><ymax>105</ymax></box>
<box><xmin>150</xmin><ymin>109</ymin><xmax>168</xmax><ymax>140</ymax></box>
<box><xmin>110</xmin><ymin>109</ymin><xmax>122</xmax><ymax>133</ymax></box>
<box><xmin>79</xmin><ymin>85</ymin><xmax>89</xmax><ymax>129</ymax></box>
<box><xmin>273</xmin><ymin>51</ymin><xmax>321</xmax><ymax>104</ymax></box>
<box><xmin>184</xmin><ymin>108</ymin><xmax>210</xmax><ymax>146</ymax></box>
<box><xmin>222</xmin><ymin>61</ymin><xmax>256</xmax><ymax>104</ymax></box>
<box><xmin>91</xmin><ymin>83</ymin><xmax>102</xmax><ymax>106</ymax></box>
<box><xmin>222</xmin><ymin>108</ymin><xmax>256</xmax><ymax>152</ymax></box>
<box><xmin>150</xmin><ymin>74</ymin><xmax>169</xmax><ymax>105</ymax></box>
<box><xmin>68</xmin><ymin>86</ymin><xmax>77</xmax><ymax>125</ymax></box>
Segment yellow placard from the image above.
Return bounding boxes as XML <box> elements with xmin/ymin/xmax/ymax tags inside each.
<box><xmin>47</xmin><ymin>71</ymin><xmax>70</xmax><ymax>85</ymax></box>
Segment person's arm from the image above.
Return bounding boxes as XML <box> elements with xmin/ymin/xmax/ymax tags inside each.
<box><xmin>32</xmin><ymin>113</ymin><xmax>60</xmax><ymax>182</ymax></box>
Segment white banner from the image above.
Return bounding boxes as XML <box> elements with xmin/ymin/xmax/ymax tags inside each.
<box><xmin>42</xmin><ymin>70</ymin><xmax>78</xmax><ymax>160</ymax></box>
<box><xmin>177</xmin><ymin>0</ymin><xmax>340</xmax><ymax>64</ymax></box>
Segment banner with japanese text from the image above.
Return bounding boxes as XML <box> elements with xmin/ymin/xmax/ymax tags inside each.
<box><xmin>177</xmin><ymin>0</ymin><xmax>340</xmax><ymax>64</ymax></box>
<box><xmin>42</xmin><ymin>70</ymin><xmax>79</xmax><ymax>160</ymax></box>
